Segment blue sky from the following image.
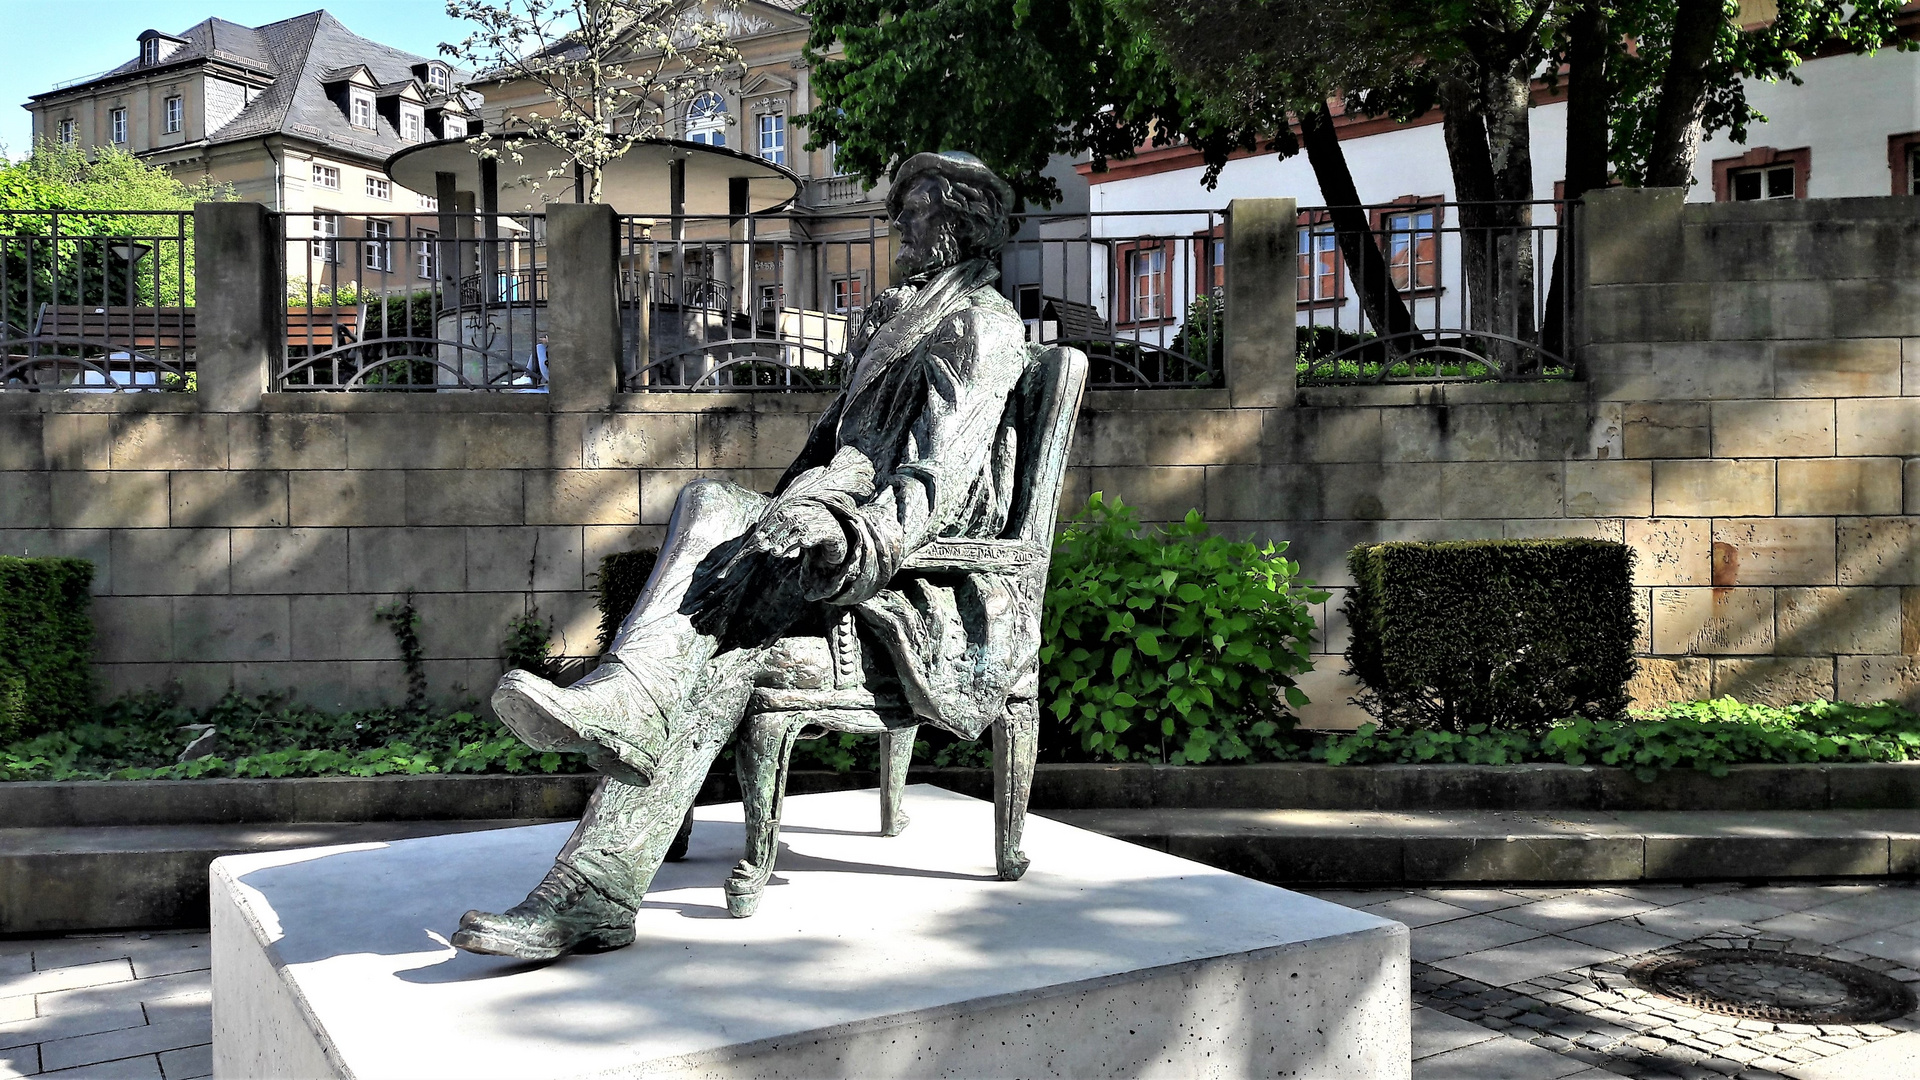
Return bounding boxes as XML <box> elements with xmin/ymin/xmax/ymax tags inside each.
<box><xmin>1</xmin><ymin>1</ymin><xmax>468</xmax><ymax>156</ymax></box>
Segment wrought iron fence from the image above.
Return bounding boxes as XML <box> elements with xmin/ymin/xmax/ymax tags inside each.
<box><xmin>1004</xmin><ymin>208</ymin><xmax>1226</xmax><ymax>389</ymax></box>
<box><xmin>616</xmin><ymin>208</ymin><xmax>1228</xmax><ymax>393</ymax></box>
<box><xmin>0</xmin><ymin>210</ymin><xmax>195</xmax><ymax>391</ymax></box>
<box><xmin>279</xmin><ymin>212</ymin><xmax>545</xmax><ymax>391</ymax></box>
<box><xmin>1296</xmin><ymin>200</ymin><xmax>1572</xmax><ymax>384</ymax></box>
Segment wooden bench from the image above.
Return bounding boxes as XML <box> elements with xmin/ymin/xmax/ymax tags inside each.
<box><xmin>28</xmin><ymin>304</ymin><xmax>362</xmax><ymax>351</ymax></box>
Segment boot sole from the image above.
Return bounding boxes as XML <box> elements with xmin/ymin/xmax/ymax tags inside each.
<box><xmin>451</xmin><ymin>925</ymin><xmax>637</xmax><ymax>960</ymax></box>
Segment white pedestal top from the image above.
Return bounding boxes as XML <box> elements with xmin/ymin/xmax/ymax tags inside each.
<box><xmin>214</xmin><ymin>786</ymin><xmax>1401</xmax><ymax>1078</ymax></box>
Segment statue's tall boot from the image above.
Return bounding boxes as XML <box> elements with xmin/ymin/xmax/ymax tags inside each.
<box><xmin>451</xmin><ymin>862</ymin><xmax>635</xmax><ymax>960</ymax></box>
<box><xmin>492</xmin><ymin>654</ymin><xmax>683</xmax><ymax>787</ymax></box>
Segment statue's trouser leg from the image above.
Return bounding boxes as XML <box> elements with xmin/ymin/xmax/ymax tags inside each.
<box><xmin>554</xmin><ymin>648</ymin><xmax>764</xmax><ymax>910</ymax></box>
<box><xmin>601</xmin><ymin>478</ymin><xmax>768</xmax><ymax>714</ymax></box>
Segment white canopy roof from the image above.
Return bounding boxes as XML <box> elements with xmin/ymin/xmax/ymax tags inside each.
<box><xmin>385</xmin><ymin>136</ymin><xmax>801</xmax><ymax>216</ymax></box>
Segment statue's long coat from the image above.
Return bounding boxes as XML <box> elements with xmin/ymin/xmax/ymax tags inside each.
<box><xmin>696</xmin><ymin>257</ymin><xmax>1038</xmax><ymax>740</ymax></box>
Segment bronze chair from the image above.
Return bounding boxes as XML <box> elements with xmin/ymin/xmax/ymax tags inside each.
<box><xmin>724</xmin><ymin>343</ymin><xmax>1088</xmax><ymax>917</ymax></box>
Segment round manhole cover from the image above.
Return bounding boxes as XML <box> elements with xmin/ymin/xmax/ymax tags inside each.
<box><xmin>1628</xmin><ymin>951</ymin><xmax>1915</xmax><ymax>1024</ymax></box>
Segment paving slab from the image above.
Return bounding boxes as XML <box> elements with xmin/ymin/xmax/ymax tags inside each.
<box><xmin>1432</xmin><ymin>937</ymin><xmax>1622</xmax><ymax>987</ymax></box>
<box><xmin>1411</xmin><ymin>1031</ymin><xmax>1596</xmax><ymax>1078</ymax></box>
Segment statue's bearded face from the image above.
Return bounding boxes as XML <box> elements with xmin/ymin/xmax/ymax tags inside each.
<box><xmin>893</xmin><ymin>176</ymin><xmax>966</xmax><ymax>281</ymax></box>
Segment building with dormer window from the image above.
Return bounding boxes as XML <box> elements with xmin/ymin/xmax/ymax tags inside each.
<box><xmin>24</xmin><ymin>9</ymin><xmax>482</xmax><ymax>287</ymax></box>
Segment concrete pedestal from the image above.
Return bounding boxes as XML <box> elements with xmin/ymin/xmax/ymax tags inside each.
<box><xmin>211</xmin><ymin>786</ymin><xmax>1409</xmax><ymax>1078</ymax></box>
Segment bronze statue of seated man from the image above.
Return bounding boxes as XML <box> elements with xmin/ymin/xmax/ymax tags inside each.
<box><xmin>453</xmin><ymin>152</ymin><xmax>1054</xmax><ymax>960</ymax></box>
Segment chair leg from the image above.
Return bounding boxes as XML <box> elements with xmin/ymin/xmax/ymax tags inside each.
<box><xmin>879</xmin><ymin>725</ymin><xmax>916</xmax><ymax>837</ymax></box>
<box><xmin>727</xmin><ymin>712</ymin><xmax>800</xmax><ymax>917</ymax></box>
<box><xmin>992</xmin><ymin>701</ymin><xmax>1038</xmax><ymax>881</ymax></box>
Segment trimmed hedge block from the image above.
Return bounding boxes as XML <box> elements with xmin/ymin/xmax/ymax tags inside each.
<box><xmin>0</xmin><ymin>556</ymin><xmax>94</xmax><ymax>741</ymax></box>
<box><xmin>594</xmin><ymin>548</ymin><xmax>660</xmax><ymax>654</ymax></box>
<box><xmin>1343</xmin><ymin>540</ymin><xmax>1635</xmax><ymax>732</ymax></box>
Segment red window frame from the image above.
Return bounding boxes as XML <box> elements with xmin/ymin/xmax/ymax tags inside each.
<box><xmin>1889</xmin><ymin>132</ymin><xmax>1920</xmax><ymax>196</ymax></box>
<box><xmin>1711</xmin><ymin>146</ymin><xmax>1810</xmax><ymax>202</ymax></box>
<box><xmin>1372</xmin><ymin>196</ymin><xmax>1443</xmax><ymax>295</ymax></box>
<box><xmin>1296</xmin><ymin>209</ymin><xmax>1344</xmax><ymax>307</ymax></box>
<box><xmin>1114</xmin><ymin>239</ymin><xmax>1174</xmax><ymax>327</ymax></box>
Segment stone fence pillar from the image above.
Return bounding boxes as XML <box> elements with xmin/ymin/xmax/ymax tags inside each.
<box><xmin>545</xmin><ymin>202</ymin><xmax>622</xmax><ymax>408</ymax></box>
<box><xmin>194</xmin><ymin>201</ymin><xmax>280</xmax><ymax>410</ymax></box>
<box><xmin>1224</xmin><ymin>197</ymin><xmax>1298</xmax><ymax>409</ymax></box>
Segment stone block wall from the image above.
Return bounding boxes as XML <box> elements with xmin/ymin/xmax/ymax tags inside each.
<box><xmin>0</xmin><ymin>192</ymin><xmax>1915</xmax><ymax>724</ymax></box>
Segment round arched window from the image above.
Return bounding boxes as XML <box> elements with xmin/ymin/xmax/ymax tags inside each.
<box><xmin>686</xmin><ymin>91</ymin><xmax>727</xmax><ymax>147</ymax></box>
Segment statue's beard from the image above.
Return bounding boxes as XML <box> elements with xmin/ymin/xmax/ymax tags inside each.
<box><xmin>896</xmin><ymin>224</ymin><xmax>964</xmax><ymax>281</ymax></box>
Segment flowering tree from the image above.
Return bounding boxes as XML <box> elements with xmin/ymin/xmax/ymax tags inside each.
<box><xmin>442</xmin><ymin>0</ymin><xmax>741</xmax><ymax>203</ymax></box>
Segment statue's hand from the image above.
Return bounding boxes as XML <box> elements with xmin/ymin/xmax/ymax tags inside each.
<box><xmin>747</xmin><ymin>500</ymin><xmax>848</xmax><ymax>565</ymax></box>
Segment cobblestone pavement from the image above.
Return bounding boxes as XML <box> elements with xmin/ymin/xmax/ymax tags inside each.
<box><xmin>4</xmin><ymin>884</ymin><xmax>1915</xmax><ymax>1077</ymax></box>
<box><xmin>1309</xmin><ymin>883</ymin><xmax>1920</xmax><ymax>1080</ymax></box>
<box><xmin>0</xmin><ymin>930</ymin><xmax>209</xmax><ymax>1079</ymax></box>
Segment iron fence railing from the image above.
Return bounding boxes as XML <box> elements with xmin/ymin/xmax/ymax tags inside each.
<box><xmin>0</xmin><ymin>210</ymin><xmax>195</xmax><ymax>392</ymax></box>
<box><xmin>279</xmin><ymin>211</ymin><xmax>545</xmax><ymax>391</ymax></box>
<box><xmin>1296</xmin><ymin>200</ymin><xmax>1573</xmax><ymax>384</ymax></box>
<box><xmin>616</xmin><ymin>208</ymin><xmax>1228</xmax><ymax>393</ymax></box>
<box><xmin>1004</xmin><ymin>209</ymin><xmax>1227</xmax><ymax>390</ymax></box>
<box><xmin>619</xmin><ymin>212</ymin><xmax>883</xmax><ymax>391</ymax></box>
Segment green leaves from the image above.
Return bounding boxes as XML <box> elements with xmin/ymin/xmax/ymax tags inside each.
<box><xmin>1311</xmin><ymin>699</ymin><xmax>1920</xmax><ymax>773</ymax></box>
<box><xmin>1039</xmin><ymin>493</ymin><xmax>1326</xmax><ymax>765</ymax></box>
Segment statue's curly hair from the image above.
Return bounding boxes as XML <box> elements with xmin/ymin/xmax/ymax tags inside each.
<box><xmin>889</xmin><ymin>172</ymin><xmax>1010</xmax><ymax>260</ymax></box>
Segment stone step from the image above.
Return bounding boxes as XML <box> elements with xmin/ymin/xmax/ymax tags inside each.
<box><xmin>0</xmin><ymin>819</ymin><xmax>557</xmax><ymax>934</ymax></box>
<box><xmin>1046</xmin><ymin>808</ymin><xmax>1920</xmax><ymax>888</ymax></box>
<box><xmin>10</xmin><ymin>807</ymin><xmax>1920</xmax><ymax>934</ymax></box>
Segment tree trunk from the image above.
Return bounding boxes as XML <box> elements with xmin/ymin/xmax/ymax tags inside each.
<box><xmin>1543</xmin><ymin>0</ymin><xmax>1611</xmax><ymax>361</ymax></box>
<box><xmin>1644</xmin><ymin>0</ymin><xmax>1724</xmax><ymax>188</ymax></box>
<box><xmin>1442</xmin><ymin>71</ymin><xmax>1537</xmax><ymax>375</ymax></box>
<box><xmin>1298</xmin><ymin>102</ymin><xmax>1418</xmax><ymax>363</ymax></box>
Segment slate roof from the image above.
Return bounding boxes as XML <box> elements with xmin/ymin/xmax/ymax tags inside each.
<box><xmin>40</xmin><ymin>10</ymin><xmax>477</xmax><ymax>165</ymax></box>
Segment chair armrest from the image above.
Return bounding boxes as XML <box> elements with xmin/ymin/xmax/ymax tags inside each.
<box><xmin>900</xmin><ymin>538</ymin><xmax>1047</xmax><ymax>573</ymax></box>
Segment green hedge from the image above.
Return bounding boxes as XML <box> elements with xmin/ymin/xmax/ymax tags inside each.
<box><xmin>594</xmin><ymin>548</ymin><xmax>660</xmax><ymax>654</ymax></box>
<box><xmin>1344</xmin><ymin>539</ymin><xmax>1635</xmax><ymax>733</ymax></box>
<box><xmin>0</xmin><ymin>556</ymin><xmax>94</xmax><ymax>742</ymax></box>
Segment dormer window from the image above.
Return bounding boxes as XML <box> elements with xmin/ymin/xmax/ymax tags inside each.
<box><xmin>350</xmin><ymin>90</ymin><xmax>375</xmax><ymax>129</ymax></box>
<box><xmin>402</xmin><ymin>107</ymin><xmax>423</xmax><ymax>142</ymax></box>
<box><xmin>142</xmin><ymin>38</ymin><xmax>160</xmax><ymax>66</ymax></box>
<box><xmin>427</xmin><ymin>64</ymin><xmax>448</xmax><ymax>91</ymax></box>
<box><xmin>443</xmin><ymin>115</ymin><xmax>466</xmax><ymax>139</ymax></box>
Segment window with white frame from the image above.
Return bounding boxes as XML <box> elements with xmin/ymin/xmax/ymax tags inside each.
<box><xmin>311</xmin><ymin>213</ymin><xmax>340</xmax><ymax>263</ymax></box>
<box><xmin>312</xmin><ymin>163</ymin><xmax>340</xmax><ymax>190</ymax></box>
<box><xmin>832</xmin><ymin>275</ymin><xmax>863</xmax><ymax>313</ymax></box>
<box><xmin>142</xmin><ymin>38</ymin><xmax>159</xmax><ymax>66</ymax></box>
<box><xmin>110</xmin><ymin>108</ymin><xmax>127</xmax><ymax>144</ymax></box>
<box><xmin>758</xmin><ymin>113</ymin><xmax>786</xmax><ymax>165</ymax></box>
<box><xmin>366</xmin><ymin>176</ymin><xmax>391</xmax><ymax>200</ymax></box>
<box><xmin>415</xmin><ymin>228</ymin><xmax>438</xmax><ymax>279</ymax></box>
<box><xmin>1731</xmin><ymin>163</ymin><xmax>1796</xmax><ymax>201</ymax></box>
<box><xmin>350</xmin><ymin>90</ymin><xmax>375</xmax><ymax>129</ymax></box>
<box><xmin>686</xmin><ymin>91</ymin><xmax>727</xmax><ymax>146</ymax></box>
<box><xmin>401</xmin><ymin>108</ymin><xmax>422</xmax><ymax>142</ymax></box>
<box><xmin>417</xmin><ymin>193</ymin><xmax>438</xmax><ymax>210</ymax></box>
<box><xmin>1297</xmin><ymin>219</ymin><xmax>1340</xmax><ymax>303</ymax></box>
<box><xmin>443</xmin><ymin>115</ymin><xmax>466</xmax><ymax>138</ymax></box>
<box><xmin>759</xmin><ymin>283</ymin><xmax>783</xmax><ymax>310</ymax></box>
<box><xmin>1126</xmin><ymin>247</ymin><xmax>1166</xmax><ymax>322</ymax></box>
<box><xmin>365</xmin><ymin>219</ymin><xmax>393</xmax><ymax>271</ymax></box>
<box><xmin>1911</xmin><ymin>146</ymin><xmax>1920</xmax><ymax>196</ymax></box>
<box><xmin>427</xmin><ymin>64</ymin><xmax>448</xmax><ymax>90</ymax></box>
<box><xmin>57</xmin><ymin>118</ymin><xmax>75</xmax><ymax>146</ymax></box>
<box><xmin>163</xmin><ymin>96</ymin><xmax>183</xmax><ymax>134</ymax></box>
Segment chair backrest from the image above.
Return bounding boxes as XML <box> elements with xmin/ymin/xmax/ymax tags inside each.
<box><xmin>1003</xmin><ymin>343</ymin><xmax>1088</xmax><ymax>546</ymax></box>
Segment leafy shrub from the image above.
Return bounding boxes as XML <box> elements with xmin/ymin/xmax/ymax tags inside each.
<box><xmin>502</xmin><ymin>609</ymin><xmax>556</xmax><ymax>678</ymax></box>
<box><xmin>0</xmin><ymin>557</ymin><xmax>94</xmax><ymax>742</ymax></box>
<box><xmin>1041</xmin><ymin>494</ymin><xmax>1326</xmax><ymax>764</ymax></box>
<box><xmin>1315</xmin><ymin>699</ymin><xmax>1920</xmax><ymax>781</ymax></box>
<box><xmin>1344</xmin><ymin>539</ymin><xmax>1635</xmax><ymax>733</ymax></box>
<box><xmin>594</xmin><ymin>548</ymin><xmax>661</xmax><ymax>654</ymax></box>
<box><xmin>0</xmin><ymin>689</ymin><xmax>583</xmax><ymax>782</ymax></box>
